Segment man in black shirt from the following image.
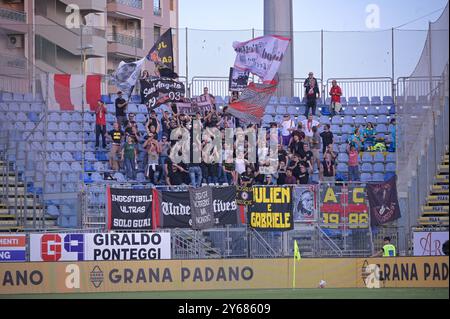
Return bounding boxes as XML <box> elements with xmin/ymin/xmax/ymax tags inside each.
<box><xmin>106</xmin><ymin>122</ymin><xmax>124</xmax><ymax>171</ymax></box>
<box><xmin>125</xmin><ymin>121</ymin><xmax>141</xmax><ymax>143</ymax></box>
<box><xmin>115</xmin><ymin>91</ymin><xmax>128</xmax><ymax>129</ymax></box>
<box><xmin>320</xmin><ymin>124</ymin><xmax>334</xmax><ymax>155</ymax></box>
<box><xmin>298</xmin><ymin>163</ymin><xmax>310</xmax><ymax>184</ymax></box>
<box><xmin>300</xmin><ymin>143</ymin><xmax>314</xmax><ymax>170</ymax></box>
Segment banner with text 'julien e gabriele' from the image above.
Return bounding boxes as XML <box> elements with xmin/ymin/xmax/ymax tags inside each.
<box><xmin>248</xmin><ymin>186</ymin><xmax>293</xmax><ymax>231</ymax></box>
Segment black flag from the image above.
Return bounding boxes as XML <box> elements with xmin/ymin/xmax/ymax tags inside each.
<box><xmin>146</xmin><ymin>28</ymin><xmax>174</xmax><ymax>72</ymax></box>
<box><xmin>367</xmin><ymin>175</ymin><xmax>402</xmax><ymax>227</ymax></box>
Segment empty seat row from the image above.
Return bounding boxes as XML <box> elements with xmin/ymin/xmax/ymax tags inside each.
<box><xmin>1</xmin><ymin>92</ymin><xmax>43</xmax><ymax>102</ymax></box>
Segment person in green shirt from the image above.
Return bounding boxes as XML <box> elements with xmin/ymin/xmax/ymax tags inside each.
<box><xmin>121</xmin><ymin>136</ymin><xmax>137</xmax><ymax>180</ymax></box>
<box><xmin>371</xmin><ymin>237</ymin><xmax>396</xmax><ymax>257</ymax></box>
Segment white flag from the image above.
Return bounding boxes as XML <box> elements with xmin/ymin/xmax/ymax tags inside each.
<box><xmin>233</xmin><ymin>35</ymin><xmax>290</xmax><ymax>82</ymax></box>
<box><xmin>111</xmin><ymin>57</ymin><xmax>146</xmax><ymax>95</ymax></box>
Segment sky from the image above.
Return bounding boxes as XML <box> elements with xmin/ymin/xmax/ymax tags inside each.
<box><xmin>177</xmin><ymin>0</ymin><xmax>448</xmax><ymax>81</ymax></box>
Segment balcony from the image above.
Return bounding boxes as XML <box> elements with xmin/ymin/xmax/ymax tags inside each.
<box><xmin>58</xmin><ymin>0</ymin><xmax>106</xmax><ymax>13</ymax></box>
<box><xmin>0</xmin><ymin>7</ymin><xmax>28</xmax><ymax>33</ymax></box>
<box><xmin>107</xmin><ymin>0</ymin><xmax>142</xmax><ymax>9</ymax></box>
<box><xmin>35</xmin><ymin>15</ymin><xmax>106</xmax><ymax>58</ymax></box>
<box><xmin>107</xmin><ymin>0</ymin><xmax>143</xmax><ymax>19</ymax></box>
<box><xmin>107</xmin><ymin>32</ymin><xmax>144</xmax><ymax>58</ymax></box>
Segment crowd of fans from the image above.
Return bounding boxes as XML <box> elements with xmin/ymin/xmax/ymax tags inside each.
<box><xmin>93</xmin><ymin>71</ymin><xmax>396</xmax><ymax>186</ymax></box>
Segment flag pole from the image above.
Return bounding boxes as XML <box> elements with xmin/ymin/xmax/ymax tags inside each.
<box><xmin>292</xmin><ymin>252</ymin><xmax>296</xmax><ymax>289</ymax></box>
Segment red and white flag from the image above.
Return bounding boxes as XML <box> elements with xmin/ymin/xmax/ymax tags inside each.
<box><xmin>41</xmin><ymin>74</ymin><xmax>102</xmax><ymax>111</ymax></box>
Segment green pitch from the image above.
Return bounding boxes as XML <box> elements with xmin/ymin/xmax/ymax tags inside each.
<box><xmin>2</xmin><ymin>288</ymin><xmax>448</xmax><ymax>299</ymax></box>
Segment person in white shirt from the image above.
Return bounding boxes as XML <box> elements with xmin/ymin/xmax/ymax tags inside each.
<box><xmin>301</xmin><ymin>114</ymin><xmax>320</xmax><ymax>144</ymax></box>
<box><xmin>281</xmin><ymin>114</ymin><xmax>296</xmax><ymax>147</ymax></box>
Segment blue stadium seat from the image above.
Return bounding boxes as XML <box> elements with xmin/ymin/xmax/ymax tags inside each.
<box><xmin>15</xmin><ymin>122</ymin><xmax>25</xmax><ymax>131</ymax></box>
<box><xmin>336</xmin><ymin>163</ymin><xmax>348</xmax><ymax>173</ymax></box>
<box><xmin>377</xmin><ymin>115</ymin><xmax>389</xmax><ymax>124</ymax></box>
<box><xmin>287</xmin><ymin>106</ymin><xmax>298</xmax><ymax>115</ymax></box>
<box><xmin>107</xmin><ymin>104</ymin><xmax>115</xmax><ymax>114</ymax></box>
<box><xmin>331</xmin><ymin>116</ymin><xmax>342</xmax><ymax>125</ymax></box>
<box><xmin>46</xmin><ymin>132</ymin><xmax>57</xmax><ymax>142</ymax></box>
<box><xmin>47</xmin><ymin>205</ymin><xmax>60</xmax><ymax>217</ymax></box>
<box><xmin>269</xmin><ymin>96</ymin><xmax>278</xmax><ymax>104</ymax></box>
<box><xmin>71</xmin><ymin>112</ymin><xmax>82</xmax><ymax>122</ymax></box>
<box><xmin>67</xmin><ymin>132</ymin><xmax>81</xmax><ymax>142</ymax></box>
<box><xmin>339</xmin><ymin>143</ymin><xmax>348</xmax><ymax>153</ymax></box>
<box><xmin>319</xmin><ymin>115</ymin><xmax>330</xmax><ymax>125</ymax></box>
<box><xmin>348</xmin><ymin>97</ymin><xmax>358</xmax><ymax>106</ymax></box>
<box><xmin>292</xmin><ymin>96</ymin><xmax>302</xmax><ymax>105</ymax></box>
<box><xmin>70</xmin><ymin>122</ymin><xmax>82</xmax><ymax>132</ymax></box>
<box><xmin>70</xmin><ymin>162</ymin><xmax>82</xmax><ymax>172</ymax></box>
<box><xmin>377</xmin><ymin>105</ymin><xmax>389</xmax><ymax>115</ymax></box>
<box><xmin>2</xmin><ymin>92</ymin><xmax>13</xmax><ymax>101</ymax></box>
<box><xmin>341</xmin><ymin>124</ymin><xmax>353</xmax><ymax>135</ymax></box>
<box><xmin>362</xmin><ymin>153</ymin><xmax>373</xmax><ymax>163</ymax></box>
<box><xmin>19</xmin><ymin>102</ymin><xmax>30</xmax><ymax>112</ymax></box>
<box><xmin>92</xmin><ymin>172</ymin><xmax>103</xmax><ymax>182</ymax></box>
<box><xmin>360</xmin><ymin>96</ymin><xmax>370</xmax><ymax>105</ymax></box>
<box><xmin>61</xmin><ymin>112</ymin><xmax>71</xmax><ymax>122</ymax></box>
<box><xmin>274</xmin><ymin>115</ymin><xmax>283</xmax><ymax>123</ymax></box>
<box><xmin>62</xmin><ymin>152</ymin><xmax>74</xmax><ymax>162</ymax></box>
<box><xmin>262</xmin><ymin>114</ymin><xmax>273</xmax><ymax>125</ymax></box>
<box><xmin>389</xmin><ymin>105</ymin><xmax>396</xmax><ymax>115</ymax></box>
<box><xmin>385</xmin><ymin>162</ymin><xmax>396</xmax><ymax>172</ymax></box>
<box><xmin>46</xmin><ymin>173</ymin><xmax>57</xmax><ymax>183</ymax></box>
<box><xmin>366</xmin><ymin>115</ymin><xmax>377</xmax><ymax>123</ymax></box>
<box><xmin>343</xmin><ymin>106</ymin><xmax>356</xmax><ymax>115</ymax></box>
<box><xmin>353</xmin><ymin>115</ymin><xmax>365</xmax><ymax>126</ymax></box>
<box><xmin>101</xmin><ymin>94</ymin><xmax>112</xmax><ymax>104</ymax></box>
<box><xmin>361</xmin><ymin>173</ymin><xmax>372</xmax><ymax>182</ymax></box>
<box><xmin>30</xmin><ymin>102</ymin><xmax>43</xmax><ymax>112</ymax></box>
<box><xmin>354</xmin><ymin>106</ymin><xmax>366</xmax><ymax>115</ymax></box>
<box><xmin>384</xmin><ymin>172</ymin><xmax>395</xmax><ymax>181</ymax></box>
<box><xmin>338</xmin><ymin>153</ymin><xmax>349</xmax><ymax>162</ymax></box>
<box><xmin>371</xmin><ymin>96</ymin><xmax>382</xmax><ymax>105</ymax></box>
<box><xmin>372</xmin><ymin>173</ymin><xmax>385</xmax><ymax>182</ymax></box>
<box><xmin>13</xmin><ymin>93</ymin><xmax>23</xmax><ymax>101</ymax></box>
<box><xmin>265</xmin><ymin>105</ymin><xmax>276</xmax><ymax>115</ymax></box>
<box><xmin>114</xmin><ymin>172</ymin><xmax>127</xmax><ymax>182</ymax></box>
<box><xmin>131</xmin><ymin>95</ymin><xmax>141</xmax><ymax>103</ymax></box>
<box><xmin>93</xmin><ymin>162</ymin><xmax>105</xmax><ymax>172</ymax></box>
<box><xmin>382</xmin><ymin>96</ymin><xmax>393</xmax><ymax>105</ymax></box>
<box><xmin>51</xmin><ymin>142</ymin><xmax>63</xmax><ymax>152</ymax></box>
<box><xmin>50</xmin><ymin>152</ymin><xmax>62</xmax><ymax>162</ymax></box>
<box><xmin>49</xmin><ymin>112</ymin><xmax>61</xmax><ymax>122</ymax></box>
<box><xmin>279</xmin><ymin>96</ymin><xmax>290</xmax><ymax>104</ymax></box>
<box><xmin>48</xmin><ymin>162</ymin><xmax>60</xmax><ymax>172</ymax></box>
<box><xmin>58</xmin><ymin>122</ymin><xmax>70</xmax><ymax>132</ymax></box>
<box><xmin>342</xmin><ymin>115</ymin><xmax>354</xmax><ymax>125</ymax></box>
<box><xmin>137</xmin><ymin>173</ymin><xmax>146</xmax><ymax>182</ymax></box>
<box><xmin>83</xmin><ymin>113</ymin><xmax>94</xmax><ymax>122</ymax></box>
<box><xmin>276</xmin><ymin>105</ymin><xmax>287</xmax><ymax>115</ymax></box>
<box><xmin>366</xmin><ymin>106</ymin><xmax>378</xmax><ymax>115</ymax></box>
<box><xmin>376</xmin><ymin>124</ymin><xmax>388</xmax><ymax>133</ymax></box>
<box><xmin>128</xmin><ymin>104</ymin><xmax>139</xmax><ymax>113</ymax></box>
<box><xmin>330</xmin><ymin>124</ymin><xmax>340</xmax><ymax>133</ymax></box>
<box><xmin>386</xmin><ymin>153</ymin><xmax>396</xmax><ymax>163</ymax></box>
<box><xmin>361</xmin><ymin>163</ymin><xmax>373</xmax><ymax>172</ymax></box>
<box><xmin>373</xmin><ymin>163</ymin><xmax>385</xmax><ymax>173</ymax></box>
<box><xmin>60</xmin><ymin>162</ymin><xmax>72</xmax><ymax>172</ymax></box>
<box><xmin>85</xmin><ymin>152</ymin><xmax>96</xmax><ymax>161</ymax></box>
<box><xmin>373</xmin><ymin>152</ymin><xmax>385</xmax><ymax>162</ymax></box>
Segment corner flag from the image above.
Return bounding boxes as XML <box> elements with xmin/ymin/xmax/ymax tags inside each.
<box><xmin>294</xmin><ymin>240</ymin><xmax>301</xmax><ymax>260</ymax></box>
<box><xmin>293</xmin><ymin>240</ymin><xmax>301</xmax><ymax>288</ymax></box>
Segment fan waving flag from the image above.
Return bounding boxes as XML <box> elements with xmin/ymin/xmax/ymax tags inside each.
<box><xmin>111</xmin><ymin>57</ymin><xmax>146</xmax><ymax>96</ymax></box>
<box><xmin>227</xmin><ymin>80</ymin><xmax>278</xmax><ymax>124</ymax></box>
<box><xmin>233</xmin><ymin>35</ymin><xmax>290</xmax><ymax>82</ymax></box>
<box><xmin>147</xmin><ymin>28</ymin><xmax>174</xmax><ymax>71</ymax></box>
<box><xmin>40</xmin><ymin>74</ymin><xmax>101</xmax><ymax>111</ymax></box>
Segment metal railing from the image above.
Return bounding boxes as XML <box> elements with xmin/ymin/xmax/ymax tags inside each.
<box><xmin>107</xmin><ymin>0</ymin><xmax>142</xmax><ymax>9</ymax></box>
<box><xmin>0</xmin><ymin>7</ymin><xmax>26</xmax><ymax>22</ymax></box>
<box><xmin>108</xmin><ymin>33</ymin><xmax>143</xmax><ymax>49</ymax></box>
<box><xmin>325</xmin><ymin>77</ymin><xmax>393</xmax><ymax>101</ymax></box>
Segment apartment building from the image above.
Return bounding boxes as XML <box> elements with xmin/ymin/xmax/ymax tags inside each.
<box><xmin>0</xmin><ymin>0</ymin><xmax>179</xmax><ymax>93</ymax></box>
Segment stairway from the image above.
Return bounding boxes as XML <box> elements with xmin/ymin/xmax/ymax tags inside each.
<box><xmin>0</xmin><ymin>158</ymin><xmax>57</xmax><ymax>232</ymax></box>
<box><xmin>414</xmin><ymin>148</ymin><xmax>449</xmax><ymax>230</ymax></box>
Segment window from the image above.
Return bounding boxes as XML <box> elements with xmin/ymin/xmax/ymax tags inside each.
<box><xmin>170</xmin><ymin>0</ymin><xmax>174</xmax><ymax>11</ymax></box>
<box><xmin>153</xmin><ymin>0</ymin><xmax>161</xmax><ymax>16</ymax></box>
<box><xmin>153</xmin><ymin>26</ymin><xmax>161</xmax><ymax>43</ymax></box>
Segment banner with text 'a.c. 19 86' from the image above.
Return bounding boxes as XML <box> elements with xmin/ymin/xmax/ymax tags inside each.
<box><xmin>107</xmin><ymin>187</ymin><xmax>153</xmax><ymax>231</ymax></box>
<box><xmin>248</xmin><ymin>186</ymin><xmax>293</xmax><ymax>231</ymax></box>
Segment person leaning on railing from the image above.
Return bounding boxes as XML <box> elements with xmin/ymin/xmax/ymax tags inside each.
<box><xmin>371</xmin><ymin>237</ymin><xmax>396</xmax><ymax>257</ymax></box>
